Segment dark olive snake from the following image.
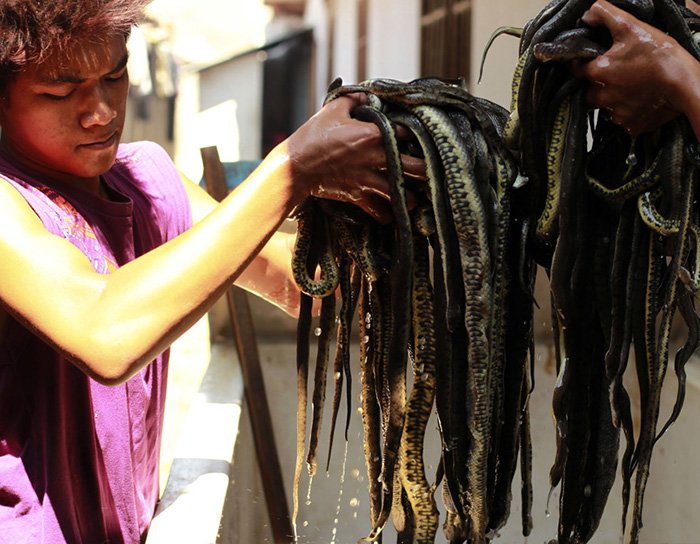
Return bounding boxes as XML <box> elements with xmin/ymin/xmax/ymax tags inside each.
<box><xmin>289</xmin><ymin>1</ymin><xmax>700</xmax><ymax>542</ymax></box>
<box><xmin>504</xmin><ymin>0</ymin><xmax>700</xmax><ymax>542</ymax></box>
<box><xmin>291</xmin><ymin>77</ymin><xmax>524</xmax><ymax>544</ymax></box>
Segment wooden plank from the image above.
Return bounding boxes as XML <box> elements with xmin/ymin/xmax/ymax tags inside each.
<box><xmin>200</xmin><ymin>146</ymin><xmax>294</xmax><ymax>544</ymax></box>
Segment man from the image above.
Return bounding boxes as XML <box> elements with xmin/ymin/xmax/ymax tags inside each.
<box><xmin>0</xmin><ymin>1</ymin><xmax>423</xmax><ymax>542</ymax></box>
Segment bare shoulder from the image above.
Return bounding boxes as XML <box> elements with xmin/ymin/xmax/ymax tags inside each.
<box><xmin>0</xmin><ymin>176</ymin><xmax>103</xmax><ymax>343</ymax></box>
<box><xmin>0</xmin><ymin>175</ymin><xmax>51</xmax><ymax>236</ymax></box>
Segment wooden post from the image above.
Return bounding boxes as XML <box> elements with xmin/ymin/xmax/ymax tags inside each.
<box><xmin>200</xmin><ymin>146</ymin><xmax>294</xmax><ymax>543</ymax></box>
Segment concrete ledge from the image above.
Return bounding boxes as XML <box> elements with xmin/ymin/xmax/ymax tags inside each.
<box><xmin>147</xmin><ymin>342</ymin><xmax>243</xmax><ymax>544</ymax></box>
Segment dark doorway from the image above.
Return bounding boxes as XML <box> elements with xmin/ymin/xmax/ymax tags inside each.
<box><xmin>261</xmin><ymin>29</ymin><xmax>314</xmax><ymax>156</ymax></box>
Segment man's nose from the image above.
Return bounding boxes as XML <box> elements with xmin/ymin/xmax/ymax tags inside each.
<box><xmin>80</xmin><ymin>86</ymin><xmax>117</xmax><ymax>128</ymax></box>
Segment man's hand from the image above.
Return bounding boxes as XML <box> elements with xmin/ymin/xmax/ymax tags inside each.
<box><xmin>283</xmin><ymin>94</ymin><xmax>426</xmax><ymax>222</ymax></box>
<box><xmin>572</xmin><ymin>0</ymin><xmax>697</xmax><ymax>135</ymax></box>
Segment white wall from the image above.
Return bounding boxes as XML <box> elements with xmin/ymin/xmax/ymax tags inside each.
<box><xmin>470</xmin><ymin>0</ymin><xmax>546</xmax><ymax>107</ymax></box>
<box><xmin>173</xmin><ymin>55</ymin><xmax>264</xmax><ymax>183</ymax></box>
<box><xmin>307</xmin><ymin>0</ymin><xmax>420</xmax><ymax>105</ymax></box>
<box><xmin>331</xmin><ymin>0</ymin><xmax>359</xmax><ymax>85</ymax></box>
<box><xmin>366</xmin><ymin>0</ymin><xmax>420</xmax><ymax>81</ymax></box>
<box><xmin>324</xmin><ymin>0</ymin><xmax>537</xmax><ymax>106</ymax></box>
<box><xmin>304</xmin><ymin>0</ymin><xmax>332</xmax><ymax>107</ymax></box>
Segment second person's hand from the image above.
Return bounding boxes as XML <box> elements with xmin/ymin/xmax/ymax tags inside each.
<box><xmin>572</xmin><ymin>0</ymin><xmax>700</xmax><ymax>135</ymax></box>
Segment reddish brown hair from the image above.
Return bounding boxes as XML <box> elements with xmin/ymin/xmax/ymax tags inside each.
<box><xmin>0</xmin><ymin>0</ymin><xmax>151</xmax><ymax>88</ymax></box>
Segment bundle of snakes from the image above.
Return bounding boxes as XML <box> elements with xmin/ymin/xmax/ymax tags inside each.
<box><xmin>291</xmin><ymin>77</ymin><xmax>531</xmax><ymax>544</ymax></box>
<box><xmin>291</xmin><ymin>0</ymin><xmax>700</xmax><ymax>543</ymax></box>
<box><xmin>504</xmin><ymin>0</ymin><xmax>700</xmax><ymax>542</ymax></box>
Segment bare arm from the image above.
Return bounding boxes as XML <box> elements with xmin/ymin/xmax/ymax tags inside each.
<box><xmin>0</xmin><ymin>95</ymin><xmax>423</xmax><ymax>384</ymax></box>
<box><xmin>181</xmin><ymin>172</ymin><xmax>302</xmax><ymax>317</ymax></box>
<box><xmin>0</xmin><ymin>147</ymin><xmax>297</xmax><ymax>384</ymax></box>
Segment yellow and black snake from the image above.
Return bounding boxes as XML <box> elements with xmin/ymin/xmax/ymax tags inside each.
<box><xmin>508</xmin><ymin>0</ymin><xmax>700</xmax><ymax>543</ymax></box>
<box><xmin>291</xmin><ymin>76</ymin><xmax>528</xmax><ymax>544</ymax></box>
<box><xmin>289</xmin><ymin>0</ymin><xmax>700</xmax><ymax>542</ymax></box>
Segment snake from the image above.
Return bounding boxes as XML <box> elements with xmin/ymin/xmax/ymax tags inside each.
<box><xmin>289</xmin><ymin>1</ymin><xmax>700</xmax><ymax>540</ymax></box>
<box><xmin>505</xmin><ymin>1</ymin><xmax>700</xmax><ymax>542</ymax></box>
<box><xmin>290</xmin><ymin>76</ymin><xmax>525</xmax><ymax>544</ymax></box>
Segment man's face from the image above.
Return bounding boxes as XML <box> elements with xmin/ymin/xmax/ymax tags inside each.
<box><xmin>0</xmin><ymin>33</ymin><xmax>129</xmax><ymax>188</ymax></box>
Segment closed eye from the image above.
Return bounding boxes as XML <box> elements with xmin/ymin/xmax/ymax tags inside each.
<box><xmin>105</xmin><ymin>67</ymin><xmax>128</xmax><ymax>82</ymax></box>
<box><xmin>42</xmin><ymin>90</ymin><xmax>75</xmax><ymax>100</ymax></box>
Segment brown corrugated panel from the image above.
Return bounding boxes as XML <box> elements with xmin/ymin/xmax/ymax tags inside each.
<box><xmin>421</xmin><ymin>0</ymin><xmax>471</xmax><ymax>81</ymax></box>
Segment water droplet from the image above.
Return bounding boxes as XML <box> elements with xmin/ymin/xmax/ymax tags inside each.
<box><xmin>349</xmin><ymin>497</ymin><xmax>360</xmax><ymax>507</ymax></box>
<box><xmin>303</xmin><ymin>521</ymin><xmax>309</xmax><ymax>527</ymax></box>
<box><xmin>306</xmin><ymin>475</ymin><xmax>314</xmax><ymax>504</ymax></box>
<box><xmin>514</xmin><ymin>173</ymin><xmax>529</xmax><ymax>188</ymax></box>
<box><xmin>314</xmin><ymin>327</ymin><xmax>322</xmax><ymax>336</ymax></box>
<box><xmin>334</xmin><ymin>371</ymin><xmax>342</xmax><ymax>380</ymax></box>
<box><xmin>545</xmin><ymin>485</ymin><xmax>556</xmax><ymax>517</ymax></box>
<box><xmin>626</xmin><ymin>152</ymin><xmax>638</xmax><ymax>166</ymax></box>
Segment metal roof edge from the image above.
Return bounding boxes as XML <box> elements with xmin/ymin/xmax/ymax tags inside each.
<box><xmin>193</xmin><ymin>27</ymin><xmax>313</xmax><ymax>73</ymax></box>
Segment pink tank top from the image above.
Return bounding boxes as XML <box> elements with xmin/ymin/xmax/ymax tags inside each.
<box><xmin>0</xmin><ymin>141</ymin><xmax>192</xmax><ymax>543</ymax></box>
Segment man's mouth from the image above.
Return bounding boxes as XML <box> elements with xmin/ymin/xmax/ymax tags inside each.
<box><xmin>80</xmin><ymin>131</ymin><xmax>118</xmax><ymax>150</ymax></box>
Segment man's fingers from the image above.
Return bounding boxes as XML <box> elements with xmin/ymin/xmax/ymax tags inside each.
<box><xmin>585</xmin><ymin>80</ymin><xmax>608</xmax><ymax>107</ymax></box>
<box><xmin>581</xmin><ymin>0</ymin><xmax>615</xmax><ymax>26</ymax></box>
<box><xmin>582</xmin><ymin>0</ymin><xmax>628</xmax><ymax>37</ymax></box>
<box><xmin>401</xmin><ymin>154</ymin><xmax>427</xmax><ymax>180</ymax></box>
<box><xmin>393</xmin><ymin>123</ymin><xmax>413</xmax><ymax>141</ymax></box>
<box><xmin>356</xmin><ymin>192</ymin><xmax>394</xmax><ymax>224</ymax></box>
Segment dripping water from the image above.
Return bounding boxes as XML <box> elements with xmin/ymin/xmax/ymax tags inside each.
<box><xmin>329</xmin><ymin>441</ymin><xmax>349</xmax><ymax>544</ymax></box>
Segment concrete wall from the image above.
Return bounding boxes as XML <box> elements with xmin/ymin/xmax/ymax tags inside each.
<box><xmin>306</xmin><ymin>0</ymin><xmax>420</xmax><ymax>106</ymax></box>
<box><xmin>320</xmin><ymin>0</ymin><xmax>540</xmax><ymax>107</ymax></box>
<box><xmin>123</xmin><ymin>94</ymin><xmax>175</xmax><ymax>158</ymax></box>
<box><xmin>331</xmin><ymin>0</ymin><xmax>359</xmax><ymax>84</ymax></box>
<box><xmin>471</xmin><ymin>0</ymin><xmax>546</xmax><ymax>108</ymax></box>
<box><xmin>366</xmin><ymin>0</ymin><xmax>421</xmax><ymax>82</ymax></box>
<box><xmin>227</xmin><ymin>335</ymin><xmax>700</xmax><ymax>544</ymax></box>
<box><xmin>173</xmin><ymin>55</ymin><xmax>264</xmax><ymax>184</ymax></box>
